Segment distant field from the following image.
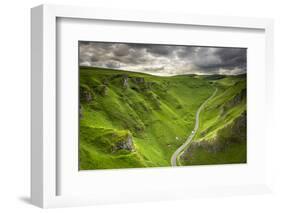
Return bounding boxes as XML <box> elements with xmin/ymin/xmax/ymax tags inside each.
<box><xmin>79</xmin><ymin>66</ymin><xmax>246</xmax><ymax>170</ymax></box>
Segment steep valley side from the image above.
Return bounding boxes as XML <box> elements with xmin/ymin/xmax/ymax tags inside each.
<box><xmin>79</xmin><ymin>66</ymin><xmax>247</xmax><ymax>170</ymax></box>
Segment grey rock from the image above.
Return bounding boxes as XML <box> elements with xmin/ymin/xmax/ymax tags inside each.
<box><xmin>133</xmin><ymin>77</ymin><xmax>145</xmax><ymax>84</ymax></box>
<box><xmin>226</xmin><ymin>89</ymin><xmax>246</xmax><ymax>108</ymax></box>
<box><xmin>113</xmin><ymin>134</ymin><xmax>135</xmax><ymax>152</ymax></box>
<box><xmin>80</xmin><ymin>88</ymin><xmax>92</xmax><ymax>103</ymax></box>
<box><xmin>121</xmin><ymin>74</ymin><xmax>129</xmax><ymax>88</ymax></box>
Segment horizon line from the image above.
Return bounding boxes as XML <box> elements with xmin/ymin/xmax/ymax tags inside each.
<box><xmin>79</xmin><ymin>65</ymin><xmax>247</xmax><ymax>77</ymax></box>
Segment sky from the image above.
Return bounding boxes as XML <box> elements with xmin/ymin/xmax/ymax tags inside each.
<box><xmin>79</xmin><ymin>41</ymin><xmax>247</xmax><ymax>76</ymax></box>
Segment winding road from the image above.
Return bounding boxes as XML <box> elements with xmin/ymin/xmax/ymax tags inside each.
<box><xmin>170</xmin><ymin>88</ymin><xmax>218</xmax><ymax>167</ymax></box>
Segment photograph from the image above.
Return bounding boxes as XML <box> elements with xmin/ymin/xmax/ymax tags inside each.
<box><xmin>78</xmin><ymin>41</ymin><xmax>247</xmax><ymax>170</ymax></box>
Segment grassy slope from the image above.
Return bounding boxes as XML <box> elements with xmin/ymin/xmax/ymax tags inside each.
<box><xmin>179</xmin><ymin>74</ymin><xmax>247</xmax><ymax>165</ymax></box>
<box><xmin>79</xmin><ymin>66</ymin><xmax>214</xmax><ymax>170</ymax></box>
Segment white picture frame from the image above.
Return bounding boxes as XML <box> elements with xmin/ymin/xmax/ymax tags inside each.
<box><xmin>31</xmin><ymin>4</ymin><xmax>274</xmax><ymax>208</ymax></box>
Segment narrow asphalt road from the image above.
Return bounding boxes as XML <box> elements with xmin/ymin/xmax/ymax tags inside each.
<box><xmin>170</xmin><ymin>88</ymin><xmax>218</xmax><ymax>167</ymax></box>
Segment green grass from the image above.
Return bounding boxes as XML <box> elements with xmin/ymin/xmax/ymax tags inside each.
<box><xmin>79</xmin><ymin>66</ymin><xmax>247</xmax><ymax>170</ymax></box>
<box><xmin>179</xmin><ymin>113</ymin><xmax>247</xmax><ymax>166</ymax></box>
<box><xmin>179</xmin><ymin>75</ymin><xmax>247</xmax><ymax>166</ymax></box>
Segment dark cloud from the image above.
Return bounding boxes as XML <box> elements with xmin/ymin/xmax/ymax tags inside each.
<box><xmin>146</xmin><ymin>45</ymin><xmax>175</xmax><ymax>56</ymax></box>
<box><xmin>79</xmin><ymin>41</ymin><xmax>247</xmax><ymax>76</ymax></box>
<box><xmin>173</xmin><ymin>46</ymin><xmax>246</xmax><ymax>74</ymax></box>
<box><xmin>176</xmin><ymin>46</ymin><xmax>198</xmax><ymax>58</ymax></box>
<box><xmin>105</xmin><ymin>60</ymin><xmax>121</xmax><ymax>69</ymax></box>
<box><xmin>215</xmin><ymin>48</ymin><xmax>246</xmax><ymax>69</ymax></box>
<box><xmin>113</xmin><ymin>44</ymin><xmax>130</xmax><ymax>57</ymax></box>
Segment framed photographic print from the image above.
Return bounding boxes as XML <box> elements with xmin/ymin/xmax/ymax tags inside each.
<box><xmin>31</xmin><ymin>4</ymin><xmax>274</xmax><ymax>208</ymax></box>
<box><xmin>78</xmin><ymin>41</ymin><xmax>247</xmax><ymax>170</ymax></box>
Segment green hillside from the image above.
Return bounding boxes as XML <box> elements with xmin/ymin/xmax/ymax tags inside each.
<box><xmin>179</xmin><ymin>75</ymin><xmax>247</xmax><ymax>165</ymax></box>
<box><xmin>79</xmin><ymin>66</ymin><xmax>246</xmax><ymax>170</ymax></box>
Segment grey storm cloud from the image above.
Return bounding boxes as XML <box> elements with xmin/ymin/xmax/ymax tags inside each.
<box><xmin>79</xmin><ymin>41</ymin><xmax>247</xmax><ymax>76</ymax></box>
<box><xmin>113</xmin><ymin>44</ymin><xmax>130</xmax><ymax>57</ymax></box>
